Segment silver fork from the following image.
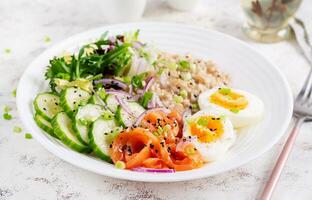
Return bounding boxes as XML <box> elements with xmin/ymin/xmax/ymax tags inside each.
<box><xmin>260</xmin><ymin>18</ymin><xmax>312</xmax><ymax>200</ymax></box>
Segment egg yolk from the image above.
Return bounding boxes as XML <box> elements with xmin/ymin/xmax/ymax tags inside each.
<box><xmin>189</xmin><ymin>116</ymin><xmax>224</xmax><ymax>143</ymax></box>
<box><xmin>210</xmin><ymin>88</ymin><xmax>248</xmax><ymax>111</ymax></box>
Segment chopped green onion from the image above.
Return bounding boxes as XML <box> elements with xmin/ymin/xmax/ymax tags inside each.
<box><xmin>123</xmin><ymin>76</ymin><xmax>131</xmax><ymax>84</ymax></box>
<box><xmin>4</xmin><ymin>48</ymin><xmax>11</xmax><ymax>54</ymax></box>
<box><xmin>78</xmin><ymin>119</ymin><xmax>89</xmax><ymax>126</ymax></box>
<box><xmin>2</xmin><ymin>105</ymin><xmax>12</xmax><ymax>113</ymax></box>
<box><xmin>197</xmin><ymin>117</ymin><xmax>209</xmax><ymax>127</ymax></box>
<box><xmin>152</xmin><ymin>131</ymin><xmax>159</xmax><ymax>136</ymax></box>
<box><xmin>102</xmin><ymin>112</ymin><xmax>114</xmax><ymax>120</ymax></box>
<box><xmin>13</xmin><ymin>126</ymin><xmax>22</xmax><ymax>133</ymax></box>
<box><xmin>157</xmin><ymin>126</ymin><xmax>163</xmax><ymax>135</ymax></box>
<box><xmin>168</xmin><ymin>62</ymin><xmax>178</xmax><ymax>70</ymax></box>
<box><xmin>131</xmin><ymin>73</ymin><xmax>146</xmax><ymax>89</ymax></box>
<box><xmin>97</xmin><ymin>88</ymin><xmax>106</xmax><ymax>100</ymax></box>
<box><xmin>140</xmin><ymin>92</ymin><xmax>153</xmax><ymax>109</ymax></box>
<box><xmin>25</xmin><ymin>133</ymin><xmax>33</xmax><ymax>139</ymax></box>
<box><xmin>12</xmin><ymin>89</ymin><xmax>17</xmax><ymax>97</ymax></box>
<box><xmin>180</xmin><ymin>72</ymin><xmax>192</xmax><ymax>81</ymax></box>
<box><xmin>179</xmin><ymin>89</ymin><xmax>188</xmax><ymax>98</ymax></box>
<box><xmin>163</xmin><ymin>124</ymin><xmax>171</xmax><ymax>132</ymax></box>
<box><xmin>191</xmin><ymin>103</ymin><xmax>199</xmax><ymax>110</ymax></box>
<box><xmin>157</xmin><ymin>68</ymin><xmax>165</xmax><ymax>76</ymax></box>
<box><xmin>115</xmin><ymin>161</ymin><xmax>126</xmax><ymax>169</ymax></box>
<box><xmin>185</xmin><ymin>146</ymin><xmax>195</xmax><ymax>155</ymax></box>
<box><xmin>219</xmin><ymin>88</ymin><xmax>231</xmax><ymax>95</ymax></box>
<box><xmin>3</xmin><ymin>113</ymin><xmax>12</xmax><ymax>120</ymax></box>
<box><xmin>173</xmin><ymin>95</ymin><xmax>183</xmax><ymax>104</ymax></box>
<box><xmin>88</xmin><ymin>74</ymin><xmax>103</xmax><ymax>81</ymax></box>
<box><xmin>44</xmin><ymin>36</ymin><xmax>51</xmax><ymax>43</ymax></box>
<box><xmin>178</xmin><ymin>60</ymin><xmax>190</xmax><ymax>71</ymax></box>
<box><xmin>230</xmin><ymin>109</ymin><xmax>240</xmax><ymax>113</ymax></box>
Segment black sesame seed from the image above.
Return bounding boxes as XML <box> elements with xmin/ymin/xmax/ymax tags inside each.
<box><xmin>147</xmin><ymin>120</ymin><xmax>151</xmax><ymax>123</ymax></box>
<box><xmin>167</xmin><ymin>147</ymin><xmax>171</xmax><ymax>152</ymax></box>
<box><xmin>150</xmin><ymin>144</ymin><xmax>154</xmax><ymax>149</ymax></box>
<box><xmin>43</xmin><ymin>108</ymin><xmax>47</xmax><ymax>111</ymax></box>
<box><xmin>109</xmin><ymin>144</ymin><xmax>112</xmax><ymax>148</ymax></box>
<box><xmin>73</xmin><ymin>101</ymin><xmax>76</xmax><ymax>104</ymax></box>
<box><xmin>193</xmin><ymin>94</ymin><xmax>198</xmax><ymax>98</ymax></box>
<box><xmin>177</xmin><ymin>86</ymin><xmax>181</xmax><ymax>90</ymax></box>
<box><xmin>78</xmin><ymin>94</ymin><xmax>82</xmax><ymax>97</ymax></box>
<box><xmin>55</xmin><ymin>102</ymin><xmax>59</xmax><ymax>105</ymax></box>
<box><xmin>164</xmin><ymin>137</ymin><xmax>167</xmax><ymax>141</ymax></box>
<box><xmin>104</xmin><ymin>133</ymin><xmax>108</xmax><ymax>135</ymax></box>
<box><xmin>155</xmin><ymin>150</ymin><xmax>158</xmax><ymax>153</ymax></box>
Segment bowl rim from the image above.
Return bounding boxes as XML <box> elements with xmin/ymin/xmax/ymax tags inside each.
<box><xmin>16</xmin><ymin>21</ymin><xmax>294</xmax><ymax>182</ymax></box>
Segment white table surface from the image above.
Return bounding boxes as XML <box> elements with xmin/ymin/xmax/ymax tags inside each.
<box><xmin>1</xmin><ymin>0</ymin><xmax>312</xmax><ymax>199</ymax></box>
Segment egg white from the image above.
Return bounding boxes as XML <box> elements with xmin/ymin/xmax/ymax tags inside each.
<box><xmin>183</xmin><ymin>109</ymin><xmax>236</xmax><ymax>162</ymax></box>
<box><xmin>198</xmin><ymin>88</ymin><xmax>264</xmax><ymax>128</ymax></box>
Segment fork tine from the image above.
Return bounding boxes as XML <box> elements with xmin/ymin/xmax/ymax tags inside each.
<box><xmin>297</xmin><ymin>69</ymin><xmax>312</xmax><ymax>104</ymax></box>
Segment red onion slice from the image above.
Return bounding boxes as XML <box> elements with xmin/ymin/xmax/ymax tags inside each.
<box><xmin>147</xmin><ymin>93</ymin><xmax>156</xmax><ymax>109</ymax></box>
<box><xmin>115</xmin><ymin>96</ymin><xmax>133</xmax><ymax>116</ymax></box>
<box><xmin>154</xmin><ymin>94</ymin><xmax>164</xmax><ymax>107</ymax></box>
<box><xmin>182</xmin><ymin>109</ymin><xmax>192</xmax><ymax>119</ymax></box>
<box><xmin>132</xmin><ymin>167</ymin><xmax>175</xmax><ymax>173</ymax></box>
<box><xmin>108</xmin><ymin>36</ymin><xmax>116</xmax><ymax>44</ymax></box>
<box><xmin>105</xmin><ymin>89</ymin><xmax>131</xmax><ymax>97</ymax></box>
<box><xmin>94</xmin><ymin>78</ymin><xmax>128</xmax><ymax>90</ymax></box>
<box><xmin>143</xmin><ymin>77</ymin><xmax>154</xmax><ymax>93</ymax></box>
<box><xmin>176</xmin><ymin>140</ymin><xmax>190</xmax><ymax>152</ymax></box>
<box><xmin>132</xmin><ymin>41</ymin><xmax>144</xmax><ymax>49</ymax></box>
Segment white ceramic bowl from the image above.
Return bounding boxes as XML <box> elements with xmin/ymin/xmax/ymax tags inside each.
<box><xmin>17</xmin><ymin>22</ymin><xmax>293</xmax><ymax>182</ymax></box>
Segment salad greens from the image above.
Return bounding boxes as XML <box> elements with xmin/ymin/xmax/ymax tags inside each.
<box><xmin>45</xmin><ymin>32</ymin><xmax>140</xmax><ymax>92</ymax></box>
<box><xmin>33</xmin><ymin>30</ymin><xmax>163</xmax><ymax>163</ymax></box>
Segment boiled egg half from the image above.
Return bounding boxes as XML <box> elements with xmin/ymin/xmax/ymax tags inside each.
<box><xmin>183</xmin><ymin>109</ymin><xmax>236</xmax><ymax>162</ymax></box>
<box><xmin>198</xmin><ymin>88</ymin><xmax>264</xmax><ymax>128</ymax></box>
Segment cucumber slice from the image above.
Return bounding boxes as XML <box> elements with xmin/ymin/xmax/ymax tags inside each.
<box><xmin>60</xmin><ymin>87</ymin><xmax>91</xmax><ymax>117</ymax></box>
<box><xmin>52</xmin><ymin>112</ymin><xmax>91</xmax><ymax>153</ymax></box>
<box><xmin>89</xmin><ymin>95</ymin><xmax>105</xmax><ymax>106</ymax></box>
<box><xmin>33</xmin><ymin>93</ymin><xmax>62</xmax><ymax>121</ymax></box>
<box><xmin>115</xmin><ymin>102</ymin><xmax>145</xmax><ymax>128</ymax></box>
<box><xmin>73</xmin><ymin>104</ymin><xmax>113</xmax><ymax>145</ymax></box>
<box><xmin>34</xmin><ymin>113</ymin><xmax>58</xmax><ymax>138</ymax></box>
<box><xmin>105</xmin><ymin>94</ymin><xmax>120</xmax><ymax>113</ymax></box>
<box><xmin>89</xmin><ymin>118</ymin><xmax>121</xmax><ymax>162</ymax></box>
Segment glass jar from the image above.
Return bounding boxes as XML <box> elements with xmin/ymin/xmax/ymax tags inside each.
<box><xmin>241</xmin><ymin>0</ymin><xmax>302</xmax><ymax>43</ymax></box>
